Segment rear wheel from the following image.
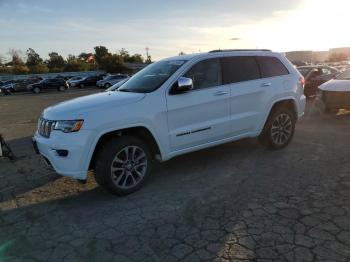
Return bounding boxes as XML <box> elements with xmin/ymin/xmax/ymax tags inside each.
<box><xmin>104</xmin><ymin>83</ymin><xmax>111</xmax><ymax>88</ymax></box>
<box><xmin>58</xmin><ymin>86</ymin><xmax>65</xmax><ymax>91</ymax></box>
<box><xmin>259</xmin><ymin>107</ymin><xmax>296</xmax><ymax>150</ymax></box>
<box><xmin>94</xmin><ymin>136</ymin><xmax>152</xmax><ymax>195</ymax></box>
<box><xmin>32</xmin><ymin>87</ymin><xmax>41</xmax><ymax>94</ymax></box>
<box><xmin>79</xmin><ymin>83</ymin><xmax>85</xmax><ymax>89</ymax></box>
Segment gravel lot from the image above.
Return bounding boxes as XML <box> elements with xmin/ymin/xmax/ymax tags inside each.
<box><xmin>0</xmin><ymin>90</ymin><xmax>350</xmax><ymax>261</ymax></box>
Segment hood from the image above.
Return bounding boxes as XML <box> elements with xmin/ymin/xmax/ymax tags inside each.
<box><xmin>319</xmin><ymin>79</ymin><xmax>350</xmax><ymax>92</ymax></box>
<box><xmin>43</xmin><ymin>91</ymin><xmax>146</xmax><ymax>119</ymax></box>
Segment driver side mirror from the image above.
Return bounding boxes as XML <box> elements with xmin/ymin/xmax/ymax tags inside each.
<box><xmin>171</xmin><ymin>77</ymin><xmax>193</xmax><ymax>94</ymax></box>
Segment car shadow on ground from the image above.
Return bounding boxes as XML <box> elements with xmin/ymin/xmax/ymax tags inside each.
<box><xmin>1</xmin><ymin>109</ymin><xmax>350</xmax><ymax>260</ymax></box>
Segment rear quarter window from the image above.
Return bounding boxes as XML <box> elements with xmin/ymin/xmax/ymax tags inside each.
<box><xmin>257</xmin><ymin>56</ymin><xmax>289</xmax><ymax>78</ymax></box>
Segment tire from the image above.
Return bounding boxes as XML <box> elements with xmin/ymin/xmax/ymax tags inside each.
<box><xmin>94</xmin><ymin>136</ymin><xmax>152</xmax><ymax>195</ymax></box>
<box><xmin>104</xmin><ymin>83</ymin><xmax>111</xmax><ymax>88</ymax></box>
<box><xmin>58</xmin><ymin>86</ymin><xmax>65</xmax><ymax>91</ymax></box>
<box><xmin>259</xmin><ymin>106</ymin><xmax>296</xmax><ymax>150</ymax></box>
<box><xmin>79</xmin><ymin>84</ymin><xmax>85</xmax><ymax>89</ymax></box>
<box><xmin>32</xmin><ymin>87</ymin><xmax>41</xmax><ymax>94</ymax></box>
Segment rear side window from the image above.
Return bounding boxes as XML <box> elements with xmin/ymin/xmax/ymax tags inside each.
<box><xmin>257</xmin><ymin>56</ymin><xmax>289</xmax><ymax>78</ymax></box>
<box><xmin>221</xmin><ymin>56</ymin><xmax>260</xmax><ymax>84</ymax></box>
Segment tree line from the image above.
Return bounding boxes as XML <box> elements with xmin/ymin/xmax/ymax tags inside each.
<box><xmin>0</xmin><ymin>46</ymin><xmax>152</xmax><ymax>75</ymax></box>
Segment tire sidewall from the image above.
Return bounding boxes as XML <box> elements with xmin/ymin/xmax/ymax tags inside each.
<box><xmin>260</xmin><ymin>107</ymin><xmax>296</xmax><ymax>150</ymax></box>
<box><xmin>33</xmin><ymin>87</ymin><xmax>40</xmax><ymax>94</ymax></box>
<box><xmin>95</xmin><ymin>136</ymin><xmax>152</xmax><ymax>195</ymax></box>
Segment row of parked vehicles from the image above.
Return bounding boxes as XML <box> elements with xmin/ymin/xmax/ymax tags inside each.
<box><xmin>297</xmin><ymin>64</ymin><xmax>350</xmax><ymax>112</ymax></box>
<box><xmin>0</xmin><ymin>73</ymin><xmax>130</xmax><ymax>94</ymax></box>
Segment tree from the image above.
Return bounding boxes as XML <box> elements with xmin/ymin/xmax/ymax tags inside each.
<box><xmin>29</xmin><ymin>64</ymin><xmax>49</xmax><ymax>74</ymax></box>
<box><xmin>8</xmin><ymin>49</ymin><xmax>24</xmax><ymax>66</ymax></box>
<box><xmin>26</xmin><ymin>48</ymin><xmax>43</xmax><ymax>67</ymax></box>
<box><xmin>94</xmin><ymin>46</ymin><xmax>109</xmax><ymax>66</ymax></box>
<box><xmin>127</xmin><ymin>54</ymin><xmax>144</xmax><ymax>63</ymax></box>
<box><xmin>145</xmin><ymin>55</ymin><xmax>152</xmax><ymax>64</ymax></box>
<box><xmin>67</xmin><ymin>54</ymin><xmax>76</xmax><ymax>63</ymax></box>
<box><xmin>64</xmin><ymin>60</ymin><xmax>90</xmax><ymax>72</ymax></box>
<box><xmin>329</xmin><ymin>52</ymin><xmax>349</xmax><ymax>62</ymax></box>
<box><xmin>12</xmin><ymin>65</ymin><xmax>30</xmax><ymax>74</ymax></box>
<box><xmin>26</xmin><ymin>48</ymin><xmax>48</xmax><ymax>73</ymax></box>
<box><xmin>101</xmin><ymin>54</ymin><xmax>128</xmax><ymax>73</ymax></box>
<box><xmin>46</xmin><ymin>52</ymin><xmax>65</xmax><ymax>72</ymax></box>
<box><xmin>0</xmin><ymin>54</ymin><xmax>5</xmax><ymax>66</ymax></box>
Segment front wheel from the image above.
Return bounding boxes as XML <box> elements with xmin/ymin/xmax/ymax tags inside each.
<box><xmin>94</xmin><ymin>136</ymin><xmax>152</xmax><ymax>195</ymax></box>
<box><xmin>104</xmin><ymin>83</ymin><xmax>111</xmax><ymax>88</ymax></box>
<box><xmin>259</xmin><ymin>107</ymin><xmax>296</xmax><ymax>150</ymax></box>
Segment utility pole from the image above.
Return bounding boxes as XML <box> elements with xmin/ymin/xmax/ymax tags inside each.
<box><xmin>145</xmin><ymin>47</ymin><xmax>149</xmax><ymax>60</ymax></box>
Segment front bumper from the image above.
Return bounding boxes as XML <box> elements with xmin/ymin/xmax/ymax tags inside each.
<box><xmin>32</xmin><ymin>129</ymin><xmax>96</xmax><ymax>180</ymax></box>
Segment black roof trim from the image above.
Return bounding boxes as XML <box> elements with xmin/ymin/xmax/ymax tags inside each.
<box><xmin>209</xmin><ymin>49</ymin><xmax>271</xmax><ymax>53</ymax></box>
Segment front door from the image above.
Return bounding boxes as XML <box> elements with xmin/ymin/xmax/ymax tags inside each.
<box><xmin>166</xmin><ymin>58</ymin><xmax>231</xmax><ymax>152</ymax></box>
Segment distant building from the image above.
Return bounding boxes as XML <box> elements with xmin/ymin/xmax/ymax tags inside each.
<box><xmin>285</xmin><ymin>47</ymin><xmax>350</xmax><ymax>64</ymax></box>
<box><xmin>312</xmin><ymin>51</ymin><xmax>329</xmax><ymax>63</ymax></box>
<box><xmin>329</xmin><ymin>47</ymin><xmax>350</xmax><ymax>60</ymax></box>
<box><xmin>285</xmin><ymin>51</ymin><xmax>313</xmax><ymax>63</ymax></box>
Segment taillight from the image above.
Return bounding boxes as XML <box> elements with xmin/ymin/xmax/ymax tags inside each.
<box><xmin>299</xmin><ymin>77</ymin><xmax>305</xmax><ymax>88</ymax></box>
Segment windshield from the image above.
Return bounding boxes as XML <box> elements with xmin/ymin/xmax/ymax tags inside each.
<box><xmin>118</xmin><ymin>60</ymin><xmax>187</xmax><ymax>93</ymax></box>
<box><xmin>335</xmin><ymin>69</ymin><xmax>350</xmax><ymax>80</ymax></box>
<box><xmin>106</xmin><ymin>78</ymin><xmax>129</xmax><ymax>91</ymax></box>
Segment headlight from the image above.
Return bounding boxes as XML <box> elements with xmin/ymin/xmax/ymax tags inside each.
<box><xmin>53</xmin><ymin>120</ymin><xmax>84</xmax><ymax>133</ymax></box>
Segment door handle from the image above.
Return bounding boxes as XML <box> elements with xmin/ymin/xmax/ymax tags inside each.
<box><xmin>261</xmin><ymin>82</ymin><xmax>272</xmax><ymax>87</ymax></box>
<box><xmin>214</xmin><ymin>91</ymin><xmax>229</xmax><ymax>96</ymax></box>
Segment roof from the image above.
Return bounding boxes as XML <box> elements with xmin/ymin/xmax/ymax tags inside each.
<box><xmin>161</xmin><ymin>49</ymin><xmax>278</xmax><ymax>62</ymax></box>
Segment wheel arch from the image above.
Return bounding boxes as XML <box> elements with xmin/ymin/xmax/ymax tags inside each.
<box><xmin>259</xmin><ymin>98</ymin><xmax>298</xmax><ymax>135</ymax></box>
<box><xmin>88</xmin><ymin>126</ymin><xmax>162</xmax><ymax>170</ymax></box>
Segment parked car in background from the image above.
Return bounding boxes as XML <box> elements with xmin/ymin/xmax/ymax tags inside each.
<box><xmin>33</xmin><ymin>50</ymin><xmax>305</xmax><ymax>195</ymax></box>
<box><xmin>298</xmin><ymin>66</ymin><xmax>340</xmax><ymax>97</ymax></box>
<box><xmin>27</xmin><ymin>78</ymin><xmax>69</xmax><ymax>94</ymax></box>
<box><xmin>71</xmin><ymin>75</ymin><xmax>103</xmax><ymax>88</ymax></box>
<box><xmin>105</xmin><ymin>77</ymin><xmax>130</xmax><ymax>91</ymax></box>
<box><xmin>67</xmin><ymin>76</ymin><xmax>84</xmax><ymax>87</ymax></box>
<box><xmin>316</xmin><ymin>69</ymin><xmax>350</xmax><ymax>112</ymax></box>
<box><xmin>96</xmin><ymin>74</ymin><xmax>129</xmax><ymax>88</ymax></box>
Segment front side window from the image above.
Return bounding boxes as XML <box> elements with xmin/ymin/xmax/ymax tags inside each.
<box><xmin>184</xmin><ymin>58</ymin><xmax>221</xmax><ymax>89</ymax></box>
<box><xmin>119</xmin><ymin>60</ymin><xmax>186</xmax><ymax>93</ymax></box>
<box><xmin>221</xmin><ymin>56</ymin><xmax>260</xmax><ymax>84</ymax></box>
<box><xmin>257</xmin><ymin>56</ymin><xmax>289</xmax><ymax>78</ymax></box>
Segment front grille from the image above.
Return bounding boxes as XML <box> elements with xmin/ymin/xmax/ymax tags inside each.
<box><xmin>38</xmin><ymin>118</ymin><xmax>55</xmax><ymax>138</ymax></box>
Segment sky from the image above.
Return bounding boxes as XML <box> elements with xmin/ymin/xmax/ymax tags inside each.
<box><xmin>0</xmin><ymin>0</ymin><xmax>350</xmax><ymax>61</ymax></box>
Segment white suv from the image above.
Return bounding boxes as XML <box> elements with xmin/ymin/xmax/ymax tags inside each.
<box><xmin>33</xmin><ymin>50</ymin><xmax>306</xmax><ymax>195</ymax></box>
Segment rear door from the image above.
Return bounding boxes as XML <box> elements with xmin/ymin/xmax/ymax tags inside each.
<box><xmin>221</xmin><ymin>56</ymin><xmax>266</xmax><ymax>135</ymax></box>
<box><xmin>166</xmin><ymin>58</ymin><xmax>231</xmax><ymax>151</ymax></box>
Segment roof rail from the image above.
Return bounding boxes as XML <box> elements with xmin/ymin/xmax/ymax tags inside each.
<box><xmin>209</xmin><ymin>49</ymin><xmax>271</xmax><ymax>53</ymax></box>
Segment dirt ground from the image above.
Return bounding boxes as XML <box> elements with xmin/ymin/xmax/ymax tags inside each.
<box><xmin>0</xmin><ymin>90</ymin><xmax>350</xmax><ymax>261</ymax></box>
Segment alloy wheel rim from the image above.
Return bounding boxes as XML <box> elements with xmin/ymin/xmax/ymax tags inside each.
<box><xmin>270</xmin><ymin>113</ymin><xmax>292</xmax><ymax>145</ymax></box>
<box><xmin>110</xmin><ymin>146</ymin><xmax>148</xmax><ymax>189</ymax></box>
